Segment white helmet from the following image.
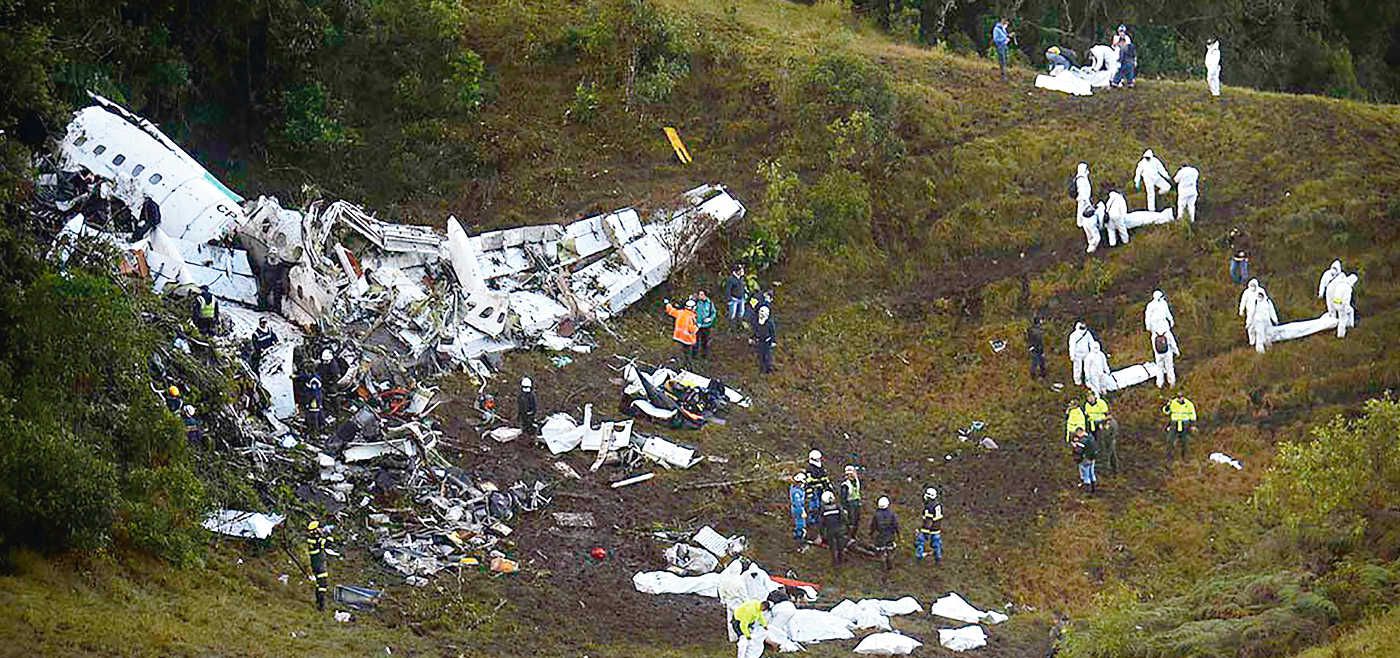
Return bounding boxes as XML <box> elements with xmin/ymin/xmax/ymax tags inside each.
<box><xmin>793</xmin><ymin>472</ymin><xmax>807</xmax><ymax>484</ymax></box>
<box><xmin>877</xmin><ymin>496</ymin><xmax>890</xmax><ymax>510</ymax></box>
<box><xmin>844</xmin><ymin>464</ymin><xmax>857</xmax><ymax>476</ymax></box>
<box><xmin>521</xmin><ymin>377</ymin><xmax>533</xmax><ymax>390</ymax></box>
<box><xmin>924</xmin><ymin>487</ymin><xmax>938</xmax><ymax>500</ymax></box>
<box><xmin>320</xmin><ymin>349</ymin><xmax>333</xmax><ymax>362</ymax></box>
<box><xmin>808</xmin><ymin>450</ymin><xmax>822</xmax><ymax>465</ymax></box>
<box><xmin>821</xmin><ymin>491</ymin><xmax>835</xmax><ymax>504</ymax></box>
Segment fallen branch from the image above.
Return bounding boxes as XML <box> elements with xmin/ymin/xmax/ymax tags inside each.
<box><xmin>674</xmin><ymin>475</ymin><xmax>777</xmax><ymax>491</ymax></box>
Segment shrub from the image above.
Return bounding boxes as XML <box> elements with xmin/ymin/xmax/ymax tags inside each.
<box><xmin>805</xmin><ymin>168</ymin><xmax>872</xmax><ymax>248</ymax></box>
<box><xmin>567</xmin><ymin>80</ymin><xmax>602</xmax><ymax>124</ymax></box>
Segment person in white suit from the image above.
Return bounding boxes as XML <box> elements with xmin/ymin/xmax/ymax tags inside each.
<box><xmin>1317</xmin><ymin>260</ymin><xmax>1343</xmax><ymax>299</ymax></box>
<box><xmin>1105</xmin><ymin>187</ymin><xmax>1130</xmax><ymax>246</ymax></box>
<box><xmin>1082</xmin><ymin>343</ymin><xmax>1113</xmax><ymax>397</ymax></box>
<box><xmin>1326</xmin><ymin>273</ymin><xmax>1357</xmax><ymax>338</ymax></box>
<box><xmin>1134</xmin><ymin>150</ymin><xmax>1172</xmax><ymax>212</ymax></box>
<box><xmin>1238</xmin><ymin>279</ymin><xmax>1266</xmax><ymax>342</ymax></box>
<box><xmin>1173</xmin><ymin>164</ymin><xmax>1200</xmax><ymax>222</ymax></box>
<box><xmin>1068</xmin><ymin>322</ymin><xmax>1101</xmax><ymax>386</ymax></box>
<box><xmin>1149</xmin><ymin>319</ymin><xmax>1180</xmax><ymax>387</ymax></box>
<box><xmin>1145</xmin><ymin>290</ymin><xmax>1175</xmax><ymax>332</ymax></box>
<box><xmin>1249</xmin><ymin>290</ymin><xmax>1278</xmax><ymax>353</ymax></box>
<box><xmin>1205</xmin><ymin>39</ymin><xmax>1221</xmax><ymax>97</ymax></box>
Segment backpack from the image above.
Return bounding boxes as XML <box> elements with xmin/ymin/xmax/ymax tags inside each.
<box><xmin>1066</xmin><ymin>175</ymin><xmax>1079</xmax><ymax>200</ymax></box>
<box><xmin>1154</xmin><ymin>334</ymin><xmax>1169</xmax><ymax>354</ymax></box>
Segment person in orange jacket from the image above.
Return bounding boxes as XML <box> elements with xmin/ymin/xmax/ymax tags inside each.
<box><xmin>663</xmin><ymin>297</ymin><xmax>699</xmax><ymax>362</ymax></box>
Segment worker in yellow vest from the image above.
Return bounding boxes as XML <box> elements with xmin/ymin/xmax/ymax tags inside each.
<box><xmin>1064</xmin><ymin>400</ymin><xmax>1086</xmax><ymax>444</ymax></box>
<box><xmin>732</xmin><ymin>598</ymin><xmax>771</xmax><ymax>658</ymax></box>
<box><xmin>306</xmin><ymin>520</ymin><xmax>331</xmax><ymax>610</ymax></box>
<box><xmin>1162</xmin><ymin>393</ymin><xmax>1198</xmax><ymax>460</ymax></box>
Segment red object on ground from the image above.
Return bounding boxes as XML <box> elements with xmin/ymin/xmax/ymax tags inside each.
<box><xmin>590</xmin><ymin>547</ymin><xmax>607</xmax><ymax>560</ymax></box>
<box><xmin>770</xmin><ymin>575</ymin><xmax>821</xmax><ymax>590</ymax></box>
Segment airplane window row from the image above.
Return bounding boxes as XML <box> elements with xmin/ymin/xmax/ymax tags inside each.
<box><xmin>72</xmin><ymin>135</ymin><xmax>163</xmax><ymax>185</ymax></box>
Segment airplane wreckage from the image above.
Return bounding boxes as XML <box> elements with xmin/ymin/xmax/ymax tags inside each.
<box><xmin>38</xmin><ymin>94</ymin><xmax>747</xmax><ymax>423</ymax></box>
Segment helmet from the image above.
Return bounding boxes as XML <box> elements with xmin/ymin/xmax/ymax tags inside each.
<box><xmin>924</xmin><ymin>487</ymin><xmax>938</xmax><ymax>500</ymax></box>
<box><xmin>808</xmin><ymin>450</ymin><xmax>822</xmax><ymax>465</ymax></box>
<box><xmin>844</xmin><ymin>465</ymin><xmax>857</xmax><ymax>476</ymax></box>
<box><xmin>521</xmin><ymin>376</ymin><xmax>533</xmax><ymax>390</ymax></box>
<box><xmin>821</xmin><ymin>491</ymin><xmax>835</xmax><ymax>504</ymax></box>
<box><xmin>168</xmin><ymin>386</ymin><xmax>181</xmax><ymax>397</ymax></box>
<box><xmin>308</xmin><ymin>375</ymin><xmax>322</xmax><ymax>389</ymax></box>
<box><xmin>1048</xmin><ymin>46</ymin><xmax>1060</xmax><ymax>55</ymax></box>
<box><xmin>793</xmin><ymin>472</ymin><xmax>807</xmax><ymax>483</ymax></box>
<box><xmin>877</xmin><ymin>496</ymin><xmax>890</xmax><ymax>510</ymax></box>
<box><xmin>183</xmin><ymin>405</ymin><xmax>196</xmax><ymax>417</ymax></box>
<box><xmin>307</xmin><ymin>520</ymin><xmax>320</xmax><ymax>531</ymax></box>
<box><xmin>1117</xmin><ymin>24</ymin><xmax>1127</xmax><ymax>33</ymax></box>
<box><xmin>321</xmin><ymin>349</ymin><xmax>333</xmax><ymax>362</ymax></box>
<box><xmin>685</xmin><ymin>299</ymin><xmax>696</xmax><ymax>309</ymax></box>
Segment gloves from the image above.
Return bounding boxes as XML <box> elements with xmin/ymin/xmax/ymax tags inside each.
<box><xmin>731</xmin><ymin>620</ymin><xmax>743</xmax><ymax>638</ymax></box>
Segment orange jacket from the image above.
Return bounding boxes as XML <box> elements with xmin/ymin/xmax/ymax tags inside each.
<box><xmin>665</xmin><ymin>304</ymin><xmax>699</xmax><ymax>345</ymax></box>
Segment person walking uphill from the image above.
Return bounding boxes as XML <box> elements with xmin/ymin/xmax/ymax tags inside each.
<box><xmin>306</xmin><ymin>520</ymin><xmax>331</xmax><ymax>611</ymax></box>
<box><xmin>992</xmin><ymin>18</ymin><xmax>1013</xmax><ymax>80</ymax></box>
<box><xmin>915</xmin><ymin>487</ymin><xmax>943</xmax><ymax>564</ymax></box>
<box><xmin>1162</xmin><ymin>392</ymin><xmax>1198</xmax><ymax>461</ymax></box>
<box><xmin>1026</xmin><ymin>316</ymin><xmax>1047</xmax><ymax>379</ymax></box>
<box><xmin>663</xmin><ymin>297</ymin><xmax>699</xmax><ymax>361</ymax></box>
<box><xmin>1071</xmin><ymin>428</ymin><xmax>1098</xmax><ymax>493</ymax></box>
<box><xmin>694</xmin><ymin>291</ymin><xmax>717</xmax><ymax>359</ymax></box>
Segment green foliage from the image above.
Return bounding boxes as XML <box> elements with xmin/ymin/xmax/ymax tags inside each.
<box><xmin>740</xmin><ymin>159</ymin><xmax>808</xmax><ymax>270</ymax></box>
<box><xmin>567</xmin><ymin>81</ymin><xmax>602</xmax><ymax>124</ymax></box>
<box><xmin>1257</xmin><ymin>398</ymin><xmax>1400</xmax><ymax>538</ymax></box>
<box><xmin>805</xmin><ymin>168</ymin><xmax>871</xmax><ymax>247</ymax></box>
<box><xmin>792</xmin><ymin>52</ymin><xmax>896</xmax><ymax>130</ymax></box>
<box><xmin>279</xmin><ymin>82</ymin><xmax>351</xmax><ymax>147</ymax></box>
<box><xmin>0</xmin><ymin>262</ymin><xmax>205</xmax><ymax>562</ymax></box>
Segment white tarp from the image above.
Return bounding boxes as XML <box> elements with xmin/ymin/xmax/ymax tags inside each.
<box><xmin>830</xmin><ymin>598</ymin><xmax>923</xmax><ymax>632</ymax></box>
<box><xmin>938</xmin><ymin>625</ymin><xmax>989</xmax><ymax>652</ymax></box>
<box><xmin>1035</xmin><ymin>71</ymin><xmax>1093</xmax><ymax>96</ymax></box>
<box><xmin>1209</xmin><ymin>452</ymin><xmax>1244</xmax><ymax>470</ymax></box>
<box><xmin>632</xmin><ymin>571</ymin><xmax>723</xmax><ymax>597</ymax></box>
<box><xmin>202</xmin><ymin>510</ymin><xmax>285</xmax><ymax>539</ymax></box>
<box><xmin>929</xmin><ymin>593</ymin><xmax>1009</xmax><ymax>625</ymax></box>
<box><xmin>1266</xmin><ymin>313</ymin><xmax>1338</xmax><ymax>342</ymax></box>
<box><xmin>768</xmin><ymin>602</ymin><xmax>855</xmax><ymax>646</ymax></box>
<box><xmin>1105</xmin><ymin>361</ymin><xmax>1162</xmax><ymax>391</ymax></box>
<box><xmin>854</xmin><ymin>632</ymin><xmax>924</xmax><ymax>655</ymax></box>
<box><xmin>1121</xmin><ymin>209</ymin><xmax>1175</xmax><ymax>230</ymax></box>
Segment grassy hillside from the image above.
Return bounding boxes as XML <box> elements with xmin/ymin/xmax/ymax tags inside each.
<box><xmin>3</xmin><ymin>1</ymin><xmax>1400</xmax><ymax>657</ymax></box>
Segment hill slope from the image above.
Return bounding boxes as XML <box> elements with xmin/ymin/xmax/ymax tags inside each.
<box><xmin>3</xmin><ymin>1</ymin><xmax>1400</xmax><ymax>657</ymax></box>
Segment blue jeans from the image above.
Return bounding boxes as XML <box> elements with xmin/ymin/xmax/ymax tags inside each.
<box><xmin>1079</xmin><ymin>460</ymin><xmax>1097</xmax><ymax>485</ymax></box>
<box><xmin>727</xmin><ymin>296</ymin><xmax>745</xmax><ymax>321</ymax></box>
<box><xmin>996</xmin><ymin>45</ymin><xmax>1008</xmax><ymax>76</ymax></box>
<box><xmin>792</xmin><ymin>511</ymin><xmax>806</xmax><ymax>541</ymax></box>
<box><xmin>1112</xmin><ymin>61</ymin><xmax>1136</xmax><ymax>86</ymax></box>
<box><xmin>915</xmin><ymin>530</ymin><xmax>942</xmax><ymax>561</ymax></box>
<box><xmin>1230</xmin><ymin>260</ymin><xmax>1248</xmax><ymax>284</ymax></box>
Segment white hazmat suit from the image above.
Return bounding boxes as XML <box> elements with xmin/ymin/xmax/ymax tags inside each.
<box><xmin>1326</xmin><ymin>273</ymin><xmax>1357</xmax><ymax>338</ymax></box>
<box><xmin>1134</xmin><ymin>150</ymin><xmax>1172</xmax><ymax>212</ymax></box>
<box><xmin>1068</xmin><ymin>322</ymin><xmax>1101</xmax><ymax>386</ymax></box>
<box><xmin>1074</xmin><ymin>162</ymin><xmax>1092</xmax><ymax>224</ymax></box>
<box><xmin>1318</xmin><ymin>260</ymin><xmax>1343</xmax><ymax>299</ymax></box>
<box><xmin>1105</xmin><ymin>190</ymin><xmax>1130</xmax><ymax>246</ymax></box>
<box><xmin>1145</xmin><ymin>290</ymin><xmax>1175</xmax><ymax>332</ymax></box>
<box><xmin>717</xmin><ymin>564</ymin><xmax>747</xmax><ymax>642</ymax></box>
<box><xmin>1249</xmin><ymin>291</ymin><xmax>1278</xmax><ymax>353</ymax></box>
<box><xmin>1238</xmin><ymin>279</ymin><xmax>1265</xmax><ymax>342</ymax></box>
<box><xmin>1205</xmin><ymin>40</ymin><xmax>1221</xmax><ymax>97</ymax></box>
<box><xmin>1174</xmin><ymin>166</ymin><xmax>1200</xmax><ymax>222</ymax></box>
<box><xmin>1150</xmin><ymin>325</ymin><xmax>1180</xmax><ymax>388</ymax></box>
<box><xmin>1080</xmin><ymin>200</ymin><xmax>1103</xmax><ymax>253</ymax></box>
<box><xmin>1082</xmin><ymin>344</ymin><xmax>1113</xmax><ymax>397</ymax></box>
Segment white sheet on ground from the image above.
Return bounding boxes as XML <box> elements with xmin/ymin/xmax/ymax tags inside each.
<box><xmin>1035</xmin><ymin>71</ymin><xmax>1093</xmax><ymax>96</ymax></box>
<box><xmin>1266</xmin><ymin>313</ymin><xmax>1338</xmax><ymax>342</ymax></box>
<box><xmin>831</xmin><ymin>599</ymin><xmax>891</xmax><ymax>631</ymax></box>
<box><xmin>939</xmin><ymin>625</ymin><xmax>989</xmax><ymax>652</ymax></box>
<box><xmin>632</xmin><ymin>571</ymin><xmax>723</xmax><ymax>597</ymax></box>
<box><xmin>930</xmin><ymin>593</ymin><xmax>1009</xmax><ymax>625</ymax></box>
<box><xmin>1104</xmin><ymin>361</ymin><xmax>1162</xmax><ymax>391</ymax></box>
<box><xmin>1121</xmin><ymin>209</ymin><xmax>1175</xmax><ymax>230</ymax></box>
<box><xmin>766</xmin><ymin>601</ymin><xmax>855</xmax><ymax>647</ymax></box>
<box><xmin>202</xmin><ymin>510</ymin><xmax>285</xmax><ymax>539</ymax></box>
<box><xmin>854</xmin><ymin>632</ymin><xmax>924</xmax><ymax>655</ymax></box>
<box><xmin>1209</xmin><ymin>452</ymin><xmax>1244</xmax><ymax>470</ymax></box>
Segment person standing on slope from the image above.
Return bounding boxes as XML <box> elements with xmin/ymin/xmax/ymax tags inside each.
<box><xmin>1205</xmin><ymin>39</ymin><xmax>1222</xmax><ymax>97</ymax></box>
<box><xmin>1174</xmin><ymin>164</ymin><xmax>1201</xmax><ymax>222</ymax></box>
<box><xmin>1134</xmin><ymin>150</ymin><xmax>1172</xmax><ymax>212</ymax></box>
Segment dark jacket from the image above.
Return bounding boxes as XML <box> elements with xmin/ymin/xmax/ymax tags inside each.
<box><xmin>1077</xmin><ymin>434</ymin><xmax>1099</xmax><ymax>462</ymax></box>
<box><xmin>870</xmin><ymin>508</ymin><xmax>899</xmax><ymax>545</ymax></box>
<box><xmin>1026</xmin><ymin>323</ymin><xmax>1045</xmax><ymax>354</ymax></box>
<box><xmin>819</xmin><ymin>501</ymin><xmax>845</xmax><ymax>537</ymax></box>
<box><xmin>724</xmin><ymin>274</ymin><xmax>746</xmax><ymax>300</ymax></box>
<box><xmin>805</xmin><ymin>463</ymin><xmax>830</xmax><ymax>496</ymax></box>
<box><xmin>518</xmin><ymin>390</ymin><xmax>537</xmax><ymax>420</ymax></box>
<box><xmin>252</xmin><ymin>327</ymin><xmax>277</xmax><ymax>352</ymax></box>
<box><xmin>752</xmin><ymin>319</ymin><xmax>777</xmax><ymax>346</ymax></box>
<box><xmin>920</xmin><ymin>500</ymin><xmax>943</xmax><ymax>534</ymax></box>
